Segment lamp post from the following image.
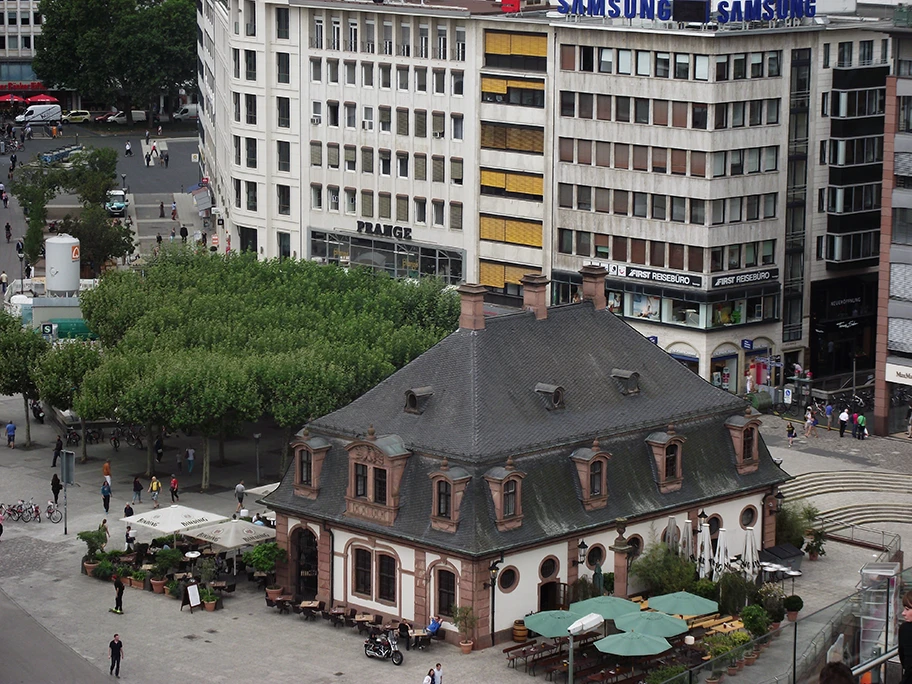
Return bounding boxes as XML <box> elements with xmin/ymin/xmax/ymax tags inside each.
<box><xmin>253</xmin><ymin>432</ymin><xmax>262</xmax><ymax>485</ymax></box>
<box><xmin>121</xmin><ymin>173</ymin><xmax>127</xmax><ymax>191</ymax></box>
<box><xmin>17</xmin><ymin>252</ymin><xmax>23</xmax><ymax>284</ymax></box>
<box><xmin>572</xmin><ymin>539</ymin><xmax>589</xmax><ymax>566</ymax></box>
<box><xmin>482</xmin><ymin>556</ymin><xmax>503</xmax><ymax>645</ymax></box>
<box><xmin>568</xmin><ymin>612</ymin><xmax>604</xmax><ymax>683</ymax></box>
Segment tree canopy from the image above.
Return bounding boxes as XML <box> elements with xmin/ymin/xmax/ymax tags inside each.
<box><xmin>33</xmin><ymin>0</ymin><xmax>197</xmax><ymax>111</ymax></box>
<box><xmin>0</xmin><ymin>312</ymin><xmax>50</xmax><ymax>446</ymax></box>
<box><xmin>78</xmin><ymin>250</ymin><xmax>460</xmax><ymax>485</ymax></box>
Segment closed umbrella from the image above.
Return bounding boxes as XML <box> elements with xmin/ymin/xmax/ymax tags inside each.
<box><xmin>741</xmin><ymin>526</ymin><xmax>760</xmax><ymax>581</ymax></box>
<box><xmin>698</xmin><ymin>523</ymin><xmax>713</xmax><ymax>579</ymax></box>
<box><xmin>524</xmin><ymin>609</ymin><xmax>586</xmax><ymax>638</ymax></box>
<box><xmin>680</xmin><ymin>519</ymin><xmax>695</xmax><ymax>561</ymax></box>
<box><xmin>615</xmin><ymin>611</ymin><xmax>688</xmax><ymax>637</ymax></box>
<box><xmin>712</xmin><ymin>528</ymin><xmax>730</xmax><ymax>580</ymax></box>
<box><xmin>570</xmin><ymin>596</ymin><xmax>640</xmax><ymax>622</ymax></box>
<box><xmin>666</xmin><ymin>516</ymin><xmax>678</xmax><ymax>551</ymax></box>
<box><xmin>648</xmin><ymin>591</ymin><xmax>719</xmax><ymax>617</ymax></box>
<box><xmin>594</xmin><ymin>631</ymin><xmax>672</xmax><ymax>657</ymax></box>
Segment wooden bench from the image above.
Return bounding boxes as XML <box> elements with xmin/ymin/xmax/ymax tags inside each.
<box><xmin>504</xmin><ymin>639</ymin><xmax>537</xmax><ymax>667</ymax></box>
<box><xmin>530</xmin><ymin>652</ymin><xmax>565</xmax><ymax>677</ymax></box>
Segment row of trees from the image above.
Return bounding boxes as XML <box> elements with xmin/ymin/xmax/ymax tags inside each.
<box><xmin>0</xmin><ymin>250</ymin><xmax>460</xmax><ymax>488</ymax></box>
<box><xmin>13</xmin><ymin>148</ymin><xmax>135</xmax><ymax>271</ymax></box>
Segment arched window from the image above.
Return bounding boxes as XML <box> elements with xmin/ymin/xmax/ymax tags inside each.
<box><xmin>436</xmin><ymin>480</ymin><xmax>451</xmax><ymax>519</ymax></box>
<box><xmin>437</xmin><ymin>568</ymin><xmax>456</xmax><ymax>617</ymax></box>
<box><xmin>664</xmin><ymin>444</ymin><xmax>678</xmax><ymax>479</ymax></box>
<box><xmin>590</xmin><ymin>460</ymin><xmax>603</xmax><ymax>496</ymax></box>
<box><xmin>504</xmin><ymin>479</ymin><xmax>517</xmax><ymax>517</ymax></box>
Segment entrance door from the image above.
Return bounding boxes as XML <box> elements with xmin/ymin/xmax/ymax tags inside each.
<box><xmin>539</xmin><ymin>581</ymin><xmax>569</xmax><ymax>612</ymax></box>
<box><xmin>295</xmin><ymin>528</ymin><xmax>318</xmax><ymax>599</ymax></box>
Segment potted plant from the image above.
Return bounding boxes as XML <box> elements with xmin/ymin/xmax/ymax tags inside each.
<box><xmin>452</xmin><ymin>605</ymin><xmax>478</xmax><ymax>654</ymax></box>
<box><xmin>132</xmin><ymin>569</ymin><xmax>149</xmax><ymax>590</ymax></box>
<box><xmin>758</xmin><ymin>582</ymin><xmax>785</xmax><ymax>630</ymax></box>
<box><xmin>646</xmin><ymin>666</ymin><xmax>687</xmax><ymax>684</ymax></box>
<box><xmin>92</xmin><ymin>559</ymin><xmax>115</xmax><ymax>581</ymax></box>
<box><xmin>198</xmin><ymin>557</ymin><xmax>217</xmax><ymax>586</ymax></box>
<box><xmin>241</xmin><ymin>542</ymin><xmax>287</xmax><ymax>600</ymax></box>
<box><xmin>200</xmin><ymin>587</ymin><xmax>218</xmax><ymax>611</ymax></box>
<box><xmin>804</xmin><ymin>529</ymin><xmax>827</xmax><ymax>561</ymax></box>
<box><xmin>730</xmin><ymin>631</ymin><xmax>751</xmax><ymax>670</ymax></box>
<box><xmin>164</xmin><ymin>579</ymin><xmax>180</xmax><ymax>598</ymax></box>
<box><xmin>77</xmin><ymin>529</ymin><xmax>108</xmax><ymax>575</ymax></box>
<box><xmin>703</xmin><ymin>634</ymin><xmax>736</xmax><ymax>677</ymax></box>
<box><xmin>784</xmin><ymin>595</ymin><xmax>804</xmax><ymax>621</ymax></box>
<box><xmin>741</xmin><ymin>605</ymin><xmax>771</xmax><ymax>650</ymax></box>
<box><xmin>150</xmin><ymin>548</ymin><xmax>182</xmax><ymax>593</ymax></box>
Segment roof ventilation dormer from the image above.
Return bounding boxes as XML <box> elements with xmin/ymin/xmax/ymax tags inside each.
<box><xmin>611</xmin><ymin>369</ymin><xmax>640</xmax><ymax>395</ymax></box>
<box><xmin>404</xmin><ymin>386</ymin><xmax>434</xmax><ymax>415</ymax></box>
<box><xmin>534</xmin><ymin>382</ymin><xmax>565</xmax><ymax>410</ymax></box>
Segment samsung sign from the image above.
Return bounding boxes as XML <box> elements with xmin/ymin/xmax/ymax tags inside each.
<box><xmin>556</xmin><ymin>0</ymin><xmax>816</xmax><ymax>23</ymax></box>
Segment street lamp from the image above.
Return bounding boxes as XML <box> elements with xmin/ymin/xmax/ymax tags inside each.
<box><xmin>482</xmin><ymin>555</ymin><xmax>503</xmax><ymax>644</ymax></box>
<box><xmin>121</xmin><ymin>173</ymin><xmax>126</xmax><ymax>191</ymax></box>
<box><xmin>253</xmin><ymin>433</ymin><xmax>262</xmax><ymax>485</ymax></box>
<box><xmin>17</xmin><ymin>252</ymin><xmax>23</xmax><ymax>284</ymax></box>
<box><xmin>572</xmin><ymin>539</ymin><xmax>589</xmax><ymax>566</ymax></box>
<box><xmin>766</xmin><ymin>491</ymin><xmax>785</xmax><ymax>515</ymax></box>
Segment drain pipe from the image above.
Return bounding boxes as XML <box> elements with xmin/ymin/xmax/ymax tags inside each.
<box><xmin>324</xmin><ymin>521</ymin><xmax>334</xmax><ymax>605</ymax></box>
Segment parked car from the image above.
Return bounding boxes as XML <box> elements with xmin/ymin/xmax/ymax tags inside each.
<box><xmin>172</xmin><ymin>104</ymin><xmax>198</xmax><ymax>121</ymax></box>
<box><xmin>61</xmin><ymin>110</ymin><xmax>91</xmax><ymax>123</ymax></box>
<box><xmin>109</xmin><ymin>110</ymin><xmax>147</xmax><ymax>125</ymax></box>
<box><xmin>15</xmin><ymin>104</ymin><xmax>62</xmax><ymax>124</ymax></box>
<box><xmin>104</xmin><ymin>189</ymin><xmax>128</xmax><ymax>216</ymax></box>
<box><xmin>94</xmin><ymin>112</ymin><xmax>116</xmax><ymax>123</ymax></box>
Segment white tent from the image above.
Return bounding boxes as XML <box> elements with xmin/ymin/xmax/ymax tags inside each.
<box><xmin>121</xmin><ymin>504</ymin><xmax>229</xmax><ymax>536</ymax></box>
<box><xmin>245</xmin><ymin>482</ymin><xmax>280</xmax><ymax>497</ymax></box>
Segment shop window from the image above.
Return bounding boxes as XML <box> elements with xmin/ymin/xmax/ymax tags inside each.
<box><xmin>437</xmin><ymin>569</ymin><xmax>456</xmax><ymax>617</ymax></box>
<box><xmin>378</xmin><ymin>554</ymin><xmax>396</xmax><ymax>602</ymax></box>
<box><xmin>354</xmin><ymin>548</ymin><xmax>372</xmax><ymax>595</ymax></box>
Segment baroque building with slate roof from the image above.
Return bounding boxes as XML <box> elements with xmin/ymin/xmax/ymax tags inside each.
<box><xmin>263</xmin><ymin>265</ymin><xmax>788</xmax><ymax>648</ymax></box>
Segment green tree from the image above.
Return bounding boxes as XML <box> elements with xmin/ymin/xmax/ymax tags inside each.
<box><xmin>35</xmin><ymin>342</ymin><xmax>102</xmax><ymax>462</ymax></box>
<box><xmin>59</xmin><ymin>206</ymin><xmax>135</xmax><ymax>276</ymax></box>
<box><xmin>33</xmin><ymin>0</ymin><xmax>197</xmax><ymax>118</ymax></box>
<box><xmin>630</xmin><ymin>541</ymin><xmax>697</xmax><ymax>594</ymax></box>
<box><xmin>59</xmin><ymin>148</ymin><xmax>118</xmax><ymax>206</ymax></box>
<box><xmin>0</xmin><ymin>312</ymin><xmax>50</xmax><ymax>446</ymax></box>
<box><xmin>12</xmin><ymin>164</ymin><xmax>59</xmax><ymax>264</ymax></box>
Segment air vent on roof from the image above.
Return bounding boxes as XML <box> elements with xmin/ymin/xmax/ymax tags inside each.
<box><xmin>404</xmin><ymin>386</ymin><xmax>433</xmax><ymax>415</ymax></box>
<box><xmin>611</xmin><ymin>369</ymin><xmax>640</xmax><ymax>396</ymax></box>
<box><xmin>534</xmin><ymin>383</ymin><xmax>565</xmax><ymax>410</ymax></box>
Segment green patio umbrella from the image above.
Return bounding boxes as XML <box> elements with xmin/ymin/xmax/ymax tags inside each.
<box><xmin>569</xmin><ymin>596</ymin><xmax>641</xmax><ymax>622</ymax></box>
<box><xmin>594</xmin><ymin>631</ymin><xmax>673</xmax><ymax>657</ymax></box>
<box><xmin>648</xmin><ymin>591</ymin><xmax>719</xmax><ymax>617</ymax></box>
<box><xmin>523</xmin><ymin>610</ymin><xmax>586</xmax><ymax>638</ymax></box>
<box><xmin>614</xmin><ymin>610</ymin><xmax>688</xmax><ymax>637</ymax></box>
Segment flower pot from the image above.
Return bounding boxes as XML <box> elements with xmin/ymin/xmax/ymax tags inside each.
<box><xmin>737</xmin><ymin>659</ymin><xmax>745</xmax><ymax>671</ymax></box>
<box><xmin>770</xmin><ymin>622</ymin><xmax>781</xmax><ymax>633</ymax></box>
<box><xmin>787</xmin><ymin>611</ymin><xmax>799</xmax><ymax>622</ymax></box>
<box><xmin>265</xmin><ymin>586</ymin><xmax>283</xmax><ymax>601</ymax></box>
<box><xmin>745</xmin><ymin>654</ymin><xmax>758</xmax><ymax>666</ymax></box>
<box><xmin>203</xmin><ymin>600</ymin><xmax>217</xmax><ymax>612</ymax></box>
<box><xmin>808</xmin><ymin>552</ymin><xmax>819</xmax><ymax>561</ymax></box>
<box><xmin>727</xmin><ymin>666</ymin><xmax>739</xmax><ymax>676</ymax></box>
<box><xmin>150</xmin><ymin>578</ymin><xmax>167</xmax><ymax>594</ymax></box>
<box><xmin>459</xmin><ymin>640</ymin><xmax>473</xmax><ymax>654</ymax></box>
<box><xmin>705</xmin><ymin>674</ymin><xmax>723</xmax><ymax>684</ymax></box>
<box><xmin>84</xmin><ymin>562</ymin><xmax>99</xmax><ymax>576</ymax></box>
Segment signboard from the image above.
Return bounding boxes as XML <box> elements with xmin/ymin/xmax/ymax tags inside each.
<box><xmin>181</xmin><ymin>581</ymin><xmax>202</xmax><ymax>612</ymax></box>
<box><xmin>356</xmin><ymin>220</ymin><xmax>413</xmax><ymax>241</ymax></box>
<box><xmin>61</xmin><ymin>450</ymin><xmax>76</xmax><ymax>485</ymax></box>
<box><xmin>41</xmin><ymin>323</ymin><xmax>53</xmax><ymax>335</ymax></box>
<box><xmin>556</xmin><ymin>0</ymin><xmax>816</xmax><ymax>23</ymax></box>
<box><xmin>191</xmin><ymin>154</ymin><xmax>199</xmax><ymax>163</ymax></box>
<box><xmin>741</xmin><ymin>339</ymin><xmax>754</xmax><ymax>350</ymax></box>
<box><xmin>885</xmin><ymin>362</ymin><xmax>912</xmax><ymax>387</ymax></box>
<box><xmin>71</xmin><ymin>245</ymin><xmax>80</xmax><ymax>261</ymax></box>
<box><xmin>711</xmin><ymin>268</ymin><xmax>779</xmax><ymax>289</ymax></box>
<box><xmin>502</xmin><ymin>0</ymin><xmax>520</xmax><ymax>11</ymax></box>
<box><xmin>784</xmin><ymin>388</ymin><xmax>793</xmax><ymax>405</ymax></box>
<box><xmin>605</xmin><ymin>263</ymin><xmax>702</xmax><ymax>288</ymax></box>
<box><xmin>0</xmin><ymin>81</ymin><xmax>44</xmax><ymax>91</ymax></box>
<box><xmin>647</xmin><ymin>335</ymin><xmax>658</xmax><ymax>344</ymax></box>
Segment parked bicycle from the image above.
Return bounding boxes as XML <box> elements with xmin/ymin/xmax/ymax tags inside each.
<box><xmin>65</xmin><ymin>426</ymin><xmax>80</xmax><ymax>447</ymax></box>
<box><xmin>0</xmin><ymin>502</ymin><xmax>21</xmax><ymax>521</ymax></box>
<box><xmin>85</xmin><ymin>427</ymin><xmax>104</xmax><ymax>444</ymax></box>
<box><xmin>110</xmin><ymin>427</ymin><xmax>121</xmax><ymax>451</ymax></box>
<box><xmin>123</xmin><ymin>424</ymin><xmax>145</xmax><ymax>450</ymax></box>
<box><xmin>45</xmin><ymin>500</ymin><xmax>62</xmax><ymax>524</ymax></box>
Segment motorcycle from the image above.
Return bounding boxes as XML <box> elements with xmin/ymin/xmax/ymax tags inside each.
<box><xmin>30</xmin><ymin>399</ymin><xmax>45</xmax><ymax>424</ymax></box>
<box><xmin>363</xmin><ymin>629</ymin><xmax>403</xmax><ymax>666</ymax></box>
<box><xmin>65</xmin><ymin>426</ymin><xmax>80</xmax><ymax>447</ymax></box>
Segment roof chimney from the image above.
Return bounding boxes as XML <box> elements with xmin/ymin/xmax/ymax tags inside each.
<box><xmin>457</xmin><ymin>283</ymin><xmax>488</xmax><ymax>331</ymax></box>
<box><xmin>521</xmin><ymin>273</ymin><xmax>550</xmax><ymax>320</ymax></box>
<box><xmin>580</xmin><ymin>264</ymin><xmax>608</xmax><ymax>311</ymax></box>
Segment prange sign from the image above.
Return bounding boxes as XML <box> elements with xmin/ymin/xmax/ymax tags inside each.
<box><xmin>356</xmin><ymin>220</ymin><xmax>413</xmax><ymax>241</ymax></box>
<box><xmin>710</xmin><ymin>267</ymin><xmax>779</xmax><ymax>289</ymax></box>
<box><xmin>556</xmin><ymin>0</ymin><xmax>816</xmax><ymax>24</ymax></box>
<box><xmin>607</xmin><ymin>263</ymin><xmax>703</xmax><ymax>288</ymax></box>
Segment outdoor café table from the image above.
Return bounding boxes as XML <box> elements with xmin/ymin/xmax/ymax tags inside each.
<box><xmin>141</xmin><ymin>564</ymin><xmax>155</xmax><ymax>572</ymax></box>
<box><xmin>300</xmin><ymin>600</ymin><xmax>320</xmax><ymax>610</ymax></box>
<box><xmin>410</xmin><ymin>629</ymin><xmax>430</xmax><ymax>649</ymax></box>
<box><xmin>355</xmin><ymin>614</ymin><xmax>373</xmax><ymax>622</ymax></box>
<box><xmin>173</xmin><ymin>572</ymin><xmax>193</xmax><ymax>580</ymax></box>
<box><xmin>184</xmin><ymin>550</ymin><xmax>201</xmax><ymax>560</ymax></box>
<box><xmin>275</xmin><ymin>596</ymin><xmax>294</xmax><ymax>614</ymax></box>
<box><xmin>522</xmin><ymin>642</ymin><xmax>558</xmax><ymax>673</ymax></box>
<box><xmin>708</xmin><ymin>621</ymin><xmax>744</xmax><ymax>635</ymax></box>
<box><xmin>330</xmin><ymin>607</ymin><xmax>345</xmax><ymax>615</ymax></box>
<box><xmin>210</xmin><ymin>580</ymin><xmax>228</xmax><ymax>594</ymax></box>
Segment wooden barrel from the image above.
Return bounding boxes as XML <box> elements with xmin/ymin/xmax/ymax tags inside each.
<box><xmin>513</xmin><ymin>619</ymin><xmax>528</xmax><ymax>642</ymax></box>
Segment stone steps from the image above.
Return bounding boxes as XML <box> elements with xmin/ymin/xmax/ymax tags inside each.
<box><xmin>779</xmin><ymin>471</ymin><xmax>911</xmax><ymax>500</ymax></box>
<box><xmin>816</xmin><ymin>503</ymin><xmax>912</xmax><ymax>530</ymax></box>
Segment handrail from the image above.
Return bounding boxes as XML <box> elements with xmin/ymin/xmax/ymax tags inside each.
<box><xmin>852</xmin><ymin>648</ymin><xmax>898</xmax><ymax>676</ymax></box>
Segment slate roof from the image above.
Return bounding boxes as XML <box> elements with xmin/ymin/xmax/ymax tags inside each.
<box><xmin>265</xmin><ymin>301</ymin><xmax>788</xmax><ymax>558</ymax></box>
<box><xmin>308</xmin><ymin>302</ymin><xmax>750</xmax><ymax>462</ymax></box>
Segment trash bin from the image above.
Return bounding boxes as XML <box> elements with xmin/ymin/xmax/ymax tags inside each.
<box><xmin>0</xmin><ymin>140</ymin><xmax>6</xmax><ymax>154</ymax></box>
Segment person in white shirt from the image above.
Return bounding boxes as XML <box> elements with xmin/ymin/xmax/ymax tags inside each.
<box><xmin>434</xmin><ymin>663</ymin><xmax>442</xmax><ymax>684</ymax></box>
<box><xmin>838</xmin><ymin>409</ymin><xmax>849</xmax><ymax>438</ymax></box>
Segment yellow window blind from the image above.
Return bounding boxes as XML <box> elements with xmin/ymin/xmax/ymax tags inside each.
<box><xmin>524</xmin><ymin>34</ymin><xmax>548</xmax><ymax>57</ymax></box>
<box><xmin>485</xmin><ymin>32</ymin><xmax>511</xmax><ymax>55</ymax></box>
<box><xmin>480</xmin><ymin>169</ymin><xmax>506</xmax><ymax>188</ymax></box>
<box><xmin>505</xmin><ymin>128</ymin><xmax>544</xmax><ymax>154</ymax></box>
<box><xmin>481</xmin><ymin>77</ymin><xmax>508</xmax><ymax>94</ymax></box>
<box><xmin>505</xmin><ymin>173</ymin><xmax>543</xmax><ymax>196</ymax></box>
<box><xmin>504</xmin><ymin>263</ymin><xmax>540</xmax><ymax>284</ymax></box>
<box><xmin>480</xmin><ymin>261</ymin><xmax>505</xmax><ymax>288</ymax></box>
<box><xmin>507</xmin><ymin>79</ymin><xmax>544</xmax><ymax>91</ymax></box>
<box><xmin>480</xmin><ymin>215</ymin><xmax>506</xmax><ymax>242</ymax></box>
<box><xmin>505</xmin><ymin>219</ymin><xmax>543</xmax><ymax>247</ymax></box>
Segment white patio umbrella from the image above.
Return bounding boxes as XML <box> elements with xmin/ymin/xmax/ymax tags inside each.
<box><xmin>183</xmin><ymin>518</ymin><xmax>276</xmax><ymax>549</ymax></box>
<box><xmin>680</xmin><ymin>519</ymin><xmax>695</xmax><ymax>562</ymax></box>
<box><xmin>741</xmin><ymin>526</ymin><xmax>760</xmax><ymax>582</ymax></box>
<box><xmin>121</xmin><ymin>504</ymin><xmax>229</xmax><ymax>540</ymax></box>
<box><xmin>245</xmin><ymin>482</ymin><xmax>280</xmax><ymax>497</ymax></box>
<box><xmin>666</xmin><ymin>516</ymin><xmax>678</xmax><ymax>552</ymax></box>
<box><xmin>712</xmin><ymin>528</ymin><xmax>730</xmax><ymax>581</ymax></box>
<box><xmin>698</xmin><ymin>523</ymin><xmax>713</xmax><ymax>579</ymax></box>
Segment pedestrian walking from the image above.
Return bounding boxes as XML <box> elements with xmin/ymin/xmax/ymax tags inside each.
<box><xmin>157</xmin><ymin>125</ymin><xmax>162</xmax><ymax>136</ymax></box>
<box><xmin>154</xmin><ymin>435</ymin><xmax>163</xmax><ymax>463</ymax></box>
<box><xmin>176</xmin><ymin>448</ymin><xmax>183</xmax><ymax>473</ymax></box>
<box><xmin>170</xmin><ymin>226</ymin><xmax>176</xmax><ymax>242</ymax></box>
<box><xmin>52</xmin><ymin>435</ymin><xmax>62</xmax><ymax>467</ymax></box>
<box><xmin>169</xmin><ymin>474</ymin><xmax>180</xmax><ymax>503</ymax></box>
<box><xmin>851</xmin><ymin>411</ymin><xmax>859</xmax><ymax>438</ymax></box>
<box><xmin>171</xmin><ymin>201</ymin><xmax>178</xmax><ymax>221</ymax></box>
<box><xmin>151</xmin><ymin>141</ymin><xmax>158</xmax><ymax>157</ymax></box>
<box><xmin>434</xmin><ymin>663</ymin><xmax>443</xmax><ymax>684</ymax></box>
<box><xmin>5</xmin><ymin>419</ymin><xmax>15</xmax><ymax>448</ymax></box>
<box><xmin>124</xmin><ymin>141</ymin><xmax>132</xmax><ymax>157</ymax></box>
<box><xmin>131</xmin><ymin>476</ymin><xmax>143</xmax><ymax>504</ymax></box>
<box><xmin>101</xmin><ymin>481</ymin><xmax>112</xmax><ymax>513</ymax></box>
<box><xmin>51</xmin><ymin>473</ymin><xmax>62</xmax><ymax>505</ymax></box>
<box><xmin>108</xmin><ymin>634</ymin><xmax>124</xmax><ymax>677</ymax></box>
<box><xmin>235</xmin><ymin>480</ymin><xmax>245</xmax><ymax>513</ymax></box>
<box><xmin>180</xmin><ymin>224</ymin><xmax>188</xmax><ymax>242</ymax></box>
<box><xmin>838</xmin><ymin>408</ymin><xmax>849</xmax><ymax>438</ymax></box>
<box><xmin>857</xmin><ymin>413</ymin><xmax>867</xmax><ymax>440</ymax></box>
<box><xmin>15</xmin><ymin>238</ymin><xmax>22</xmax><ymax>255</ymax></box>
<box><xmin>786</xmin><ymin>422</ymin><xmax>796</xmax><ymax>447</ymax></box>
<box><xmin>156</xmin><ymin>232</ymin><xmax>162</xmax><ymax>246</ymax></box>
<box><xmin>159</xmin><ymin>200</ymin><xmax>165</xmax><ymax>218</ymax></box>
<box><xmin>3</xmin><ymin>192</ymin><xmax>9</xmax><ymax>209</ymax></box>
<box><xmin>398</xmin><ymin>620</ymin><xmax>411</xmax><ymax>651</ymax></box>
<box><xmin>112</xmin><ymin>575</ymin><xmax>124</xmax><ymax>615</ymax></box>
<box><xmin>0</xmin><ymin>270</ymin><xmax>6</xmax><ymax>294</ymax></box>
<box><xmin>124</xmin><ymin>525</ymin><xmax>135</xmax><ymax>551</ymax></box>
<box><xmin>186</xmin><ymin>447</ymin><xmax>195</xmax><ymax>473</ymax></box>
<box><xmin>99</xmin><ymin>518</ymin><xmax>110</xmax><ymax>550</ymax></box>
<box><xmin>163</xmin><ymin>151</ymin><xmax>169</xmax><ymax>168</ymax></box>
<box><xmin>804</xmin><ymin>409</ymin><xmax>819</xmax><ymax>438</ymax></box>
<box><xmin>907</xmin><ymin>403</ymin><xmax>912</xmax><ymax>438</ymax></box>
<box><xmin>825</xmin><ymin>401</ymin><xmax>834</xmax><ymax>430</ymax></box>
<box><xmin>149</xmin><ymin>476</ymin><xmax>162</xmax><ymax>508</ymax></box>
<box><xmin>144</xmin><ymin>152</ymin><xmax>151</xmax><ymax>167</ymax></box>
<box><xmin>145</xmin><ymin>129</ymin><xmax>150</xmax><ymax>144</ymax></box>
<box><xmin>103</xmin><ymin>459</ymin><xmax>112</xmax><ymax>490</ymax></box>
<box><xmin>123</xmin><ymin>502</ymin><xmax>133</xmax><ymax>519</ymax></box>
<box><xmin>10</xmin><ymin>152</ymin><xmax>17</xmax><ymax>168</ymax></box>
<box><xmin>423</xmin><ymin>668</ymin><xmax>436</xmax><ymax>684</ymax></box>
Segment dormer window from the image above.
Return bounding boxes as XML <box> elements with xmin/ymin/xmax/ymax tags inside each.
<box><xmin>504</xmin><ymin>480</ymin><xmax>517</xmax><ymax>517</ymax></box>
<box><xmin>292</xmin><ymin>430</ymin><xmax>330</xmax><ymax>500</ymax></box>
<box><xmin>646</xmin><ymin>426</ymin><xmax>685</xmax><ymax>493</ymax></box>
<box><xmin>344</xmin><ymin>430</ymin><xmax>410</xmax><ymax>526</ymax></box>
<box><xmin>437</xmin><ymin>480</ymin><xmax>451</xmax><ymax>518</ymax></box>
<box><xmin>301</xmin><ymin>450</ymin><xmax>313</xmax><ymax>486</ymax></box>
<box><xmin>484</xmin><ymin>458</ymin><xmax>526</xmax><ymax>532</ymax></box>
<box><xmin>571</xmin><ymin>438</ymin><xmax>610</xmax><ymax>510</ymax></box>
<box><xmin>725</xmin><ymin>409</ymin><xmax>762</xmax><ymax>474</ymax></box>
<box><xmin>355</xmin><ymin>464</ymin><xmax>368</xmax><ymax>497</ymax></box>
<box><xmin>429</xmin><ymin>460</ymin><xmax>471</xmax><ymax>533</ymax></box>
<box><xmin>611</xmin><ymin>368</ymin><xmax>640</xmax><ymax>395</ymax></box>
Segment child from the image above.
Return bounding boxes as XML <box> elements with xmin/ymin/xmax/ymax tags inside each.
<box><xmin>786</xmin><ymin>422</ymin><xmax>796</xmax><ymax>447</ymax></box>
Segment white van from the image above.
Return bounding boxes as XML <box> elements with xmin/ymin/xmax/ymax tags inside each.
<box><xmin>172</xmin><ymin>104</ymin><xmax>198</xmax><ymax>121</ymax></box>
<box><xmin>109</xmin><ymin>110</ymin><xmax>147</xmax><ymax>125</ymax></box>
<box><xmin>15</xmin><ymin>104</ymin><xmax>62</xmax><ymax>124</ymax></box>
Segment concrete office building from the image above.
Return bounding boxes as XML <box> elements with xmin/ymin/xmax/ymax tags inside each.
<box><xmin>198</xmin><ymin>0</ymin><xmax>889</xmax><ymax>393</ymax></box>
<box><xmin>0</xmin><ymin>2</ymin><xmax>45</xmax><ymax>97</ymax></box>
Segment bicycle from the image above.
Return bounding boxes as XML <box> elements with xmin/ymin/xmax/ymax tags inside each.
<box><xmin>110</xmin><ymin>427</ymin><xmax>121</xmax><ymax>451</ymax></box>
<box><xmin>13</xmin><ymin>499</ymin><xmax>31</xmax><ymax>522</ymax></box>
<box><xmin>0</xmin><ymin>502</ymin><xmax>20</xmax><ymax>522</ymax></box>
<box><xmin>124</xmin><ymin>425</ymin><xmax>145</xmax><ymax>450</ymax></box>
<box><xmin>65</xmin><ymin>426</ymin><xmax>80</xmax><ymax>447</ymax></box>
<box><xmin>85</xmin><ymin>427</ymin><xmax>104</xmax><ymax>444</ymax></box>
<box><xmin>45</xmin><ymin>500</ymin><xmax>62</xmax><ymax>524</ymax></box>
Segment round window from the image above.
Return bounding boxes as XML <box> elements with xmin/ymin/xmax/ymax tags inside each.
<box><xmin>540</xmin><ymin>558</ymin><xmax>557</xmax><ymax>579</ymax></box>
<box><xmin>740</xmin><ymin>506</ymin><xmax>757</xmax><ymax>528</ymax></box>
<box><xmin>499</xmin><ymin>568</ymin><xmax>517</xmax><ymax>591</ymax></box>
<box><xmin>587</xmin><ymin>546</ymin><xmax>604</xmax><ymax>568</ymax></box>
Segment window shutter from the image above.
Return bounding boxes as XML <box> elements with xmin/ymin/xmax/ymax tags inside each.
<box><xmin>415</xmin><ymin>154</ymin><xmax>427</xmax><ymax>180</ymax></box>
<box><xmin>379</xmin><ymin>193</ymin><xmax>391</xmax><ymax>218</ymax></box>
<box><xmin>449</xmin><ymin>203</ymin><xmax>463</xmax><ymax>230</ymax></box>
<box><xmin>480</xmin><ymin>215</ymin><xmax>505</xmax><ymax>241</ymax></box>
<box><xmin>328</xmin><ymin>144</ymin><xmax>339</xmax><ymax>167</ymax></box>
<box><xmin>481</xmin><ymin>76</ymin><xmax>508</xmax><ymax>94</ymax></box>
<box><xmin>432</xmin><ymin>112</ymin><xmax>444</xmax><ymax>135</ymax></box>
<box><xmin>451</xmin><ymin>158</ymin><xmax>463</xmax><ymax>183</ymax></box>
<box><xmin>415</xmin><ymin>111</ymin><xmax>427</xmax><ymax>137</ymax></box>
<box><xmin>396</xmin><ymin>195</ymin><xmax>408</xmax><ymax>221</ymax></box>
<box><xmin>345</xmin><ymin>146</ymin><xmax>356</xmax><ymax>163</ymax></box>
<box><xmin>432</xmin><ymin>156</ymin><xmax>445</xmax><ymax>182</ymax></box>
<box><xmin>480</xmin><ymin>169</ymin><xmax>505</xmax><ymax>188</ymax></box>
<box><xmin>397</xmin><ymin>109</ymin><xmax>409</xmax><ymax>136</ymax></box>
<box><xmin>361</xmin><ymin>147</ymin><xmax>373</xmax><ymax>173</ymax></box>
<box><xmin>504</xmin><ymin>263</ymin><xmax>539</xmax><ymax>284</ymax></box>
<box><xmin>505</xmin><ymin>219</ymin><xmax>542</xmax><ymax>247</ymax></box>
<box><xmin>479</xmin><ymin>260</ymin><xmax>506</xmax><ymax>287</ymax></box>
<box><xmin>310</xmin><ymin>141</ymin><xmax>322</xmax><ymax>166</ymax></box>
<box><xmin>380</xmin><ymin>107</ymin><xmax>391</xmax><ymax>126</ymax></box>
<box><xmin>361</xmin><ymin>191</ymin><xmax>374</xmax><ymax>217</ymax></box>
<box><xmin>484</xmin><ymin>32</ymin><xmax>511</xmax><ymax>56</ymax></box>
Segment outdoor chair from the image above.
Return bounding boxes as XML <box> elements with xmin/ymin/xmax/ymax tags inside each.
<box><xmin>321</xmin><ymin>610</ymin><xmax>332</xmax><ymax>621</ymax></box>
<box><xmin>265</xmin><ymin>598</ymin><xmax>276</xmax><ymax>609</ymax></box>
<box><xmin>330</xmin><ymin>612</ymin><xmax>345</xmax><ymax>628</ymax></box>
